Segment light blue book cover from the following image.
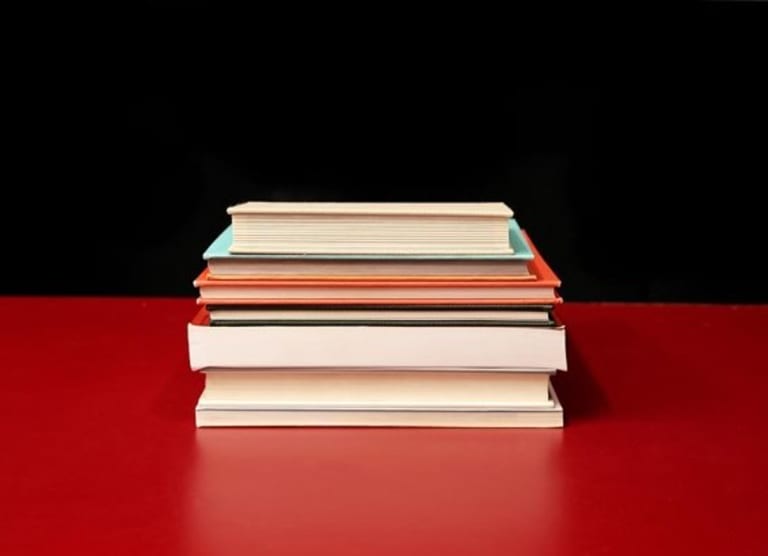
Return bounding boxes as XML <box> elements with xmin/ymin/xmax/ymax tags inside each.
<box><xmin>203</xmin><ymin>219</ymin><xmax>534</xmax><ymax>261</ymax></box>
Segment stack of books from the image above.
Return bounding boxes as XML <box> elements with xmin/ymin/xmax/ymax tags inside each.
<box><xmin>187</xmin><ymin>202</ymin><xmax>567</xmax><ymax>427</ymax></box>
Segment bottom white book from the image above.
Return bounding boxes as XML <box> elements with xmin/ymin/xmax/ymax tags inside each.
<box><xmin>195</xmin><ymin>382</ymin><xmax>563</xmax><ymax>428</ymax></box>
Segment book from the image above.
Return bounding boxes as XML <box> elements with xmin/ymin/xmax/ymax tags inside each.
<box><xmin>202</xmin><ymin>219</ymin><xmax>533</xmax><ymax>278</ymax></box>
<box><xmin>187</xmin><ymin>309</ymin><xmax>568</xmax><ymax>371</ymax></box>
<box><xmin>194</xmin><ymin>230</ymin><xmax>560</xmax><ymax>306</ymax></box>
<box><xmin>194</xmin><ymin>273</ymin><xmax>559</xmax><ymax>302</ymax></box>
<box><xmin>198</xmin><ymin>369</ymin><xmax>554</xmax><ymax>408</ymax></box>
<box><xmin>195</xmin><ymin>382</ymin><xmax>563</xmax><ymax>428</ymax></box>
<box><xmin>206</xmin><ymin>305</ymin><xmax>554</xmax><ymax>326</ymax></box>
<box><xmin>226</xmin><ymin>202</ymin><xmax>515</xmax><ymax>254</ymax></box>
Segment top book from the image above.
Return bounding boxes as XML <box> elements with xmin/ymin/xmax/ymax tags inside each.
<box><xmin>225</xmin><ymin>202</ymin><xmax>515</xmax><ymax>255</ymax></box>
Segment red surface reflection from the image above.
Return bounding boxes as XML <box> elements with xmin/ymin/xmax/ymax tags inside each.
<box><xmin>185</xmin><ymin>428</ymin><xmax>564</xmax><ymax>555</ymax></box>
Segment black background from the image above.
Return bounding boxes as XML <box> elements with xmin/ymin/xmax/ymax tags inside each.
<box><xmin>4</xmin><ymin>10</ymin><xmax>766</xmax><ymax>302</ymax></box>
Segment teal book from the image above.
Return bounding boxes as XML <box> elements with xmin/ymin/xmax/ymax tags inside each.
<box><xmin>203</xmin><ymin>219</ymin><xmax>534</xmax><ymax>261</ymax></box>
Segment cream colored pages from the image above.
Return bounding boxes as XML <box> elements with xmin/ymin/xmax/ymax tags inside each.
<box><xmin>200</xmin><ymin>371</ymin><xmax>552</xmax><ymax>407</ymax></box>
<box><xmin>194</xmin><ymin>383</ymin><xmax>563</xmax><ymax>428</ymax></box>
<box><xmin>226</xmin><ymin>202</ymin><xmax>515</xmax><ymax>254</ymax></box>
<box><xmin>195</xmin><ymin>409</ymin><xmax>563</xmax><ymax>428</ymax></box>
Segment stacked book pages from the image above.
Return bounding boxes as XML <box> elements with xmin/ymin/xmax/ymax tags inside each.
<box><xmin>187</xmin><ymin>202</ymin><xmax>567</xmax><ymax>427</ymax></box>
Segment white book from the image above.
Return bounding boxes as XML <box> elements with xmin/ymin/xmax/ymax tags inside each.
<box><xmin>195</xmin><ymin>382</ymin><xmax>563</xmax><ymax>428</ymax></box>
<box><xmin>198</xmin><ymin>369</ymin><xmax>554</xmax><ymax>409</ymax></box>
<box><xmin>188</xmin><ymin>315</ymin><xmax>567</xmax><ymax>371</ymax></box>
<box><xmin>226</xmin><ymin>202</ymin><xmax>514</xmax><ymax>254</ymax></box>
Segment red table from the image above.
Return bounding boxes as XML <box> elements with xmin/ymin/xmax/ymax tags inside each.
<box><xmin>1</xmin><ymin>298</ymin><xmax>766</xmax><ymax>555</ymax></box>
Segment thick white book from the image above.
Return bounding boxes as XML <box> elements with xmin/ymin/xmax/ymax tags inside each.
<box><xmin>187</xmin><ymin>311</ymin><xmax>567</xmax><ymax>371</ymax></box>
<box><xmin>226</xmin><ymin>202</ymin><xmax>515</xmax><ymax>254</ymax></box>
<box><xmin>197</xmin><ymin>369</ymin><xmax>554</xmax><ymax>409</ymax></box>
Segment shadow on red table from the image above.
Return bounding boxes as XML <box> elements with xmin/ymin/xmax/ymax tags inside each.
<box><xmin>551</xmin><ymin>338</ymin><xmax>611</xmax><ymax>424</ymax></box>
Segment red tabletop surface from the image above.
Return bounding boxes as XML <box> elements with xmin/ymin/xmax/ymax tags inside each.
<box><xmin>1</xmin><ymin>297</ymin><xmax>766</xmax><ymax>555</ymax></box>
